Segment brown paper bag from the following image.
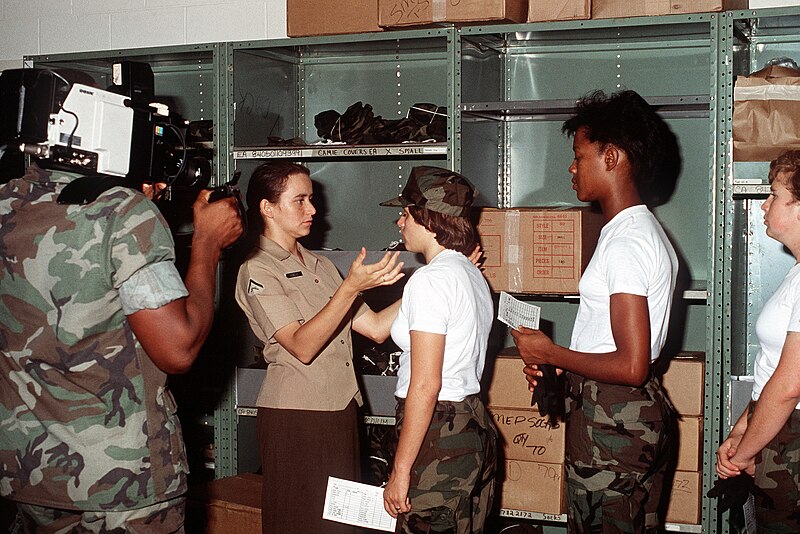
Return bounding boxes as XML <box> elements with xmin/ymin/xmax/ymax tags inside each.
<box><xmin>733</xmin><ymin>65</ymin><xmax>800</xmax><ymax>162</ymax></box>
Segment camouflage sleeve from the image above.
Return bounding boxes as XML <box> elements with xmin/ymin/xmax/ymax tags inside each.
<box><xmin>104</xmin><ymin>190</ymin><xmax>176</xmax><ymax>290</ymax></box>
<box><xmin>119</xmin><ymin>261</ymin><xmax>188</xmax><ymax>315</ymax></box>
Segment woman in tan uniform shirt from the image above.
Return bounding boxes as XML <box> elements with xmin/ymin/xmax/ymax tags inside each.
<box><xmin>235</xmin><ymin>161</ymin><xmax>403</xmax><ymax>534</ymax></box>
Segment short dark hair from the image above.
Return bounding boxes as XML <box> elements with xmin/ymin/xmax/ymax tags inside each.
<box><xmin>562</xmin><ymin>90</ymin><xmax>680</xmax><ymax>206</ymax></box>
<box><xmin>769</xmin><ymin>150</ymin><xmax>800</xmax><ymax>202</ymax></box>
<box><xmin>407</xmin><ymin>205</ymin><xmax>475</xmax><ymax>255</ymax></box>
<box><xmin>244</xmin><ymin>161</ymin><xmax>310</xmax><ymax>247</ymax></box>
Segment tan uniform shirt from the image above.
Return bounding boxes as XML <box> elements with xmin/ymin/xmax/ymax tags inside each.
<box><xmin>235</xmin><ymin>236</ymin><xmax>367</xmax><ymax>411</ymax></box>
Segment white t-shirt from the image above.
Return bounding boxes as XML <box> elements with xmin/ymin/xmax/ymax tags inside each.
<box><xmin>391</xmin><ymin>249</ymin><xmax>493</xmax><ymax>401</ymax></box>
<box><xmin>570</xmin><ymin>205</ymin><xmax>678</xmax><ymax>361</ymax></box>
<box><xmin>752</xmin><ymin>262</ymin><xmax>800</xmax><ymax>409</ymax></box>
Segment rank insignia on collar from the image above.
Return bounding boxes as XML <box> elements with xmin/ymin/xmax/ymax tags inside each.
<box><xmin>247</xmin><ymin>279</ymin><xmax>264</xmax><ymax>294</ymax></box>
<box><xmin>285</xmin><ymin>271</ymin><xmax>303</xmax><ymax>279</ymax></box>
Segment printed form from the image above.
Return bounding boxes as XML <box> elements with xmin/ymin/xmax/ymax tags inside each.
<box><xmin>323</xmin><ymin>477</ymin><xmax>397</xmax><ymax>532</ymax></box>
<box><xmin>498</xmin><ymin>291</ymin><xmax>541</xmax><ymax>330</ymax></box>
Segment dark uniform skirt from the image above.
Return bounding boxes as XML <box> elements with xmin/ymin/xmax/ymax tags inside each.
<box><xmin>257</xmin><ymin>400</ymin><xmax>360</xmax><ymax>534</ymax></box>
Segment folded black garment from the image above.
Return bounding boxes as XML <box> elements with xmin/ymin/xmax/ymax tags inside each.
<box><xmin>314</xmin><ymin>101</ymin><xmax>448</xmax><ymax>144</ymax></box>
<box><xmin>314</xmin><ymin>101</ymin><xmax>376</xmax><ymax>144</ymax></box>
<box><xmin>408</xmin><ymin>102</ymin><xmax>447</xmax><ymax>142</ymax></box>
<box><xmin>532</xmin><ymin>364</ymin><xmax>565</xmax><ymax>428</ymax></box>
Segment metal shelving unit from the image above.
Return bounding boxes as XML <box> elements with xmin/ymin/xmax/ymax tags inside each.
<box><xmin>719</xmin><ymin>8</ymin><xmax>800</xmax><ymax>532</ymax></box>
<box><xmin>26</xmin><ymin>7</ymin><xmax>799</xmax><ymax>531</ymax></box>
<box><xmin>456</xmin><ymin>13</ymin><xmax>722</xmax><ymax>533</ymax></box>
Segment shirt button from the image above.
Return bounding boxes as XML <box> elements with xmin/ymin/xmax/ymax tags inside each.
<box><xmin>345</xmin><ymin>362</ymin><xmax>350</xmax><ymax>367</ymax></box>
<box><xmin>340</xmin><ymin>339</ymin><xmax>345</xmax><ymax>344</ymax></box>
<box><xmin>314</xmin><ymin>279</ymin><xmax>319</xmax><ymax>283</ymax></box>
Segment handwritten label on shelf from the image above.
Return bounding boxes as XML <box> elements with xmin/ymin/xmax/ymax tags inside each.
<box><xmin>233</xmin><ymin>144</ymin><xmax>446</xmax><ymax>160</ymax></box>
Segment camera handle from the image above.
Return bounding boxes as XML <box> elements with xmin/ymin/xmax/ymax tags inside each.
<box><xmin>207</xmin><ymin>171</ymin><xmax>247</xmax><ymax>246</ymax></box>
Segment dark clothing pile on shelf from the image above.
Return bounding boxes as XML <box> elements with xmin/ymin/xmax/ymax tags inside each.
<box><xmin>314</xmin><ymin>101</ymin><xmax>446</xmax><ymax>144</ymax></box>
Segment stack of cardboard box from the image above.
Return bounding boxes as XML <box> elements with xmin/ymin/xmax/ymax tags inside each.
<box><xmin>661</xmin><ymin>352</ymin><xmax>706</xmax><ymax>525</ymax></box>
<box><xmin>485</xmin><ymin>351</ymin><xmax>566</xmax><ymax>515</ymax></box>
<box><xmin>287</xmin><ymin>0</ymin><xmax>749</xmax><ymax>37</ymax></box>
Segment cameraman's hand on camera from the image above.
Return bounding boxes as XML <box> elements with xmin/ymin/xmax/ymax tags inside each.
<box><xmin>193</xmin><ymin>189</ymin><xmax>243</xmax><ymax>251</ymax></box>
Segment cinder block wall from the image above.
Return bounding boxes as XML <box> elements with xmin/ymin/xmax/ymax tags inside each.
<box><xmin>0</xmin><ymin>0</ymin><xmax>287</xmax><ymax>71</ymax></box>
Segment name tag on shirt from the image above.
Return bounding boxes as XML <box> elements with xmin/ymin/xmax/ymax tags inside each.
<box><xmin>285</xmin><ymin>271</ymin><xmax>303</xmax><ymax>279</ymax></box>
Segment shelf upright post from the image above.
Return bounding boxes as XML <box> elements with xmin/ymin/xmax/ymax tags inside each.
<box><xmin>702</xmin><ymin>11</ymin><xmax>732</xmax><ymax>533</ymax></box>
<box><xmin>450</xmin><ymin>27</ymin><xmax>461</xmax><ymax>173</ymax></box>
<box><xmin>212</xmin><ymin>40</ymin><xmax>238</xmax><ymax>479</ymax></box>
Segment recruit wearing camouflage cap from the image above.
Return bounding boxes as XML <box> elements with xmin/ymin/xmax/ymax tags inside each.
<box><xmin>380</xmin><ymin>166</ymin><xmax>477</xmax><ymax>217</ymax></box>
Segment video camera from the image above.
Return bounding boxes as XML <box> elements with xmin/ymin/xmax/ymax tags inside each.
<box><xmin>0</xmin><ymin>62</ymin><xmax>214</xmax><ymax>204</ymax></box>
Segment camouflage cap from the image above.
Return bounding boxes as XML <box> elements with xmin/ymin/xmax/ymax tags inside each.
<box><xmin>379</xmin><ymin>166</ymin><xmax>477</xmax><ymax>217</ymax></box>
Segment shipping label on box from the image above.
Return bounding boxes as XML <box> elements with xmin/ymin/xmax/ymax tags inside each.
<box><xmin>500</xmin><ymin>460</ymin><xmax>565</xmax><ymax>515</ymax></box>
<box><xmin>661</xmin><ymin>352</ymin><xmax>705</xmax><ymax>416</ymax></box>
<box><xmin>592</xmin><ymin>0</ymin><xmax>748</xmax><ymax>19</ymax></box>
<box><xmin>529</xmin><ymin>0</ymin><xmax>590</xmax><ymax>22</ymax></box>
<box><xmin>288</xmin><ymin>0</ymin><xmax>382</xmax><ymax>37</ymax></box>
<box><xmin>666</xmin><ymin>470</ymin><xmax>702</xmax><ymax>525</ymax></box>
<box><xmin>477</xmin><ymin>207</ymin><xmax>604</xmax><ymax>295</ymax></box>
<box><xmin>490</xmin><ymin>407</ymin><xmax>566</xmax><ymax>464</ymax></box>
<box><xmin>379</xmin><ymin>0</ymin><xmax>528</xmax><ymax>28</ymax></box>
<box><xmin>677</xmin><ymin>415</ymin><xmax>702</xmax><ymax>472</ymax></box>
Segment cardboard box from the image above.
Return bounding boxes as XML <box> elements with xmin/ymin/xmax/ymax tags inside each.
<box><xmin>187</xmin><ymin>473</ymin><xmax>262</xmax><ymax>533</ymax></box>
<box><xmin>592</xmin><ymin>0</ymin><xmax>748</xmax><ymax>19</ymax></box>
<box><xmin>379</xmin><ymin>0</ymin><xmax>527</xmax><ymax>28</ymax></box>
<box><xmin>677</xmin><ymin>415</ymin><xmax>702</xmax><ymax>472</ymax></box>
<box><xmin>485</xmin><ymin>351</ymin><xmax>533</xmax><ymax>409</ymax></box>
<box><xmin>665</xmin><ymin>470</ymin><xmax>701</xmax><ymax>525</ymax></box>
<box><xmin>288</xmin><ymin>0</ymin><xmax>382</xmax><ymax>37</ymax></box>
<box><xmin>490</xmin><ymin>407</ymin><xmax>566</xmax><ymax>464</ymax></box>
<box><xmin>477</xmin><ymin>207</ymin><xmax>604</xmax><ymax>295</ymax></box>
<box><xmin>500</xmin><ymin>460</ymin><xmax>565</xmax><ymax>515</ymax></box>
<box><xmin>529</xmin><ymin>0</ymin><xmax>590</xmax><ymax>22</ymax></box>
<box><xmin>661</xmin><ymin>352</ymin><xmax>705</xmax><ymax>416</ymax></box>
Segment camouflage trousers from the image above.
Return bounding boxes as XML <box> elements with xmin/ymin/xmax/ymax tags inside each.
<box><xmin>12</xmin><ymin>496</ymin><xmax>185</xmax><ymax>534</ymax></box>
<box><xmin>752</xmin><ymin>402</ymin><xmax>800</xmax><ymax>533</ymax></box>
<box><xmin>564</xmin><ymin>373</ymin><xmax>677</xmax><ymax>534</ymax></box>
<box><xmin>393</xmin><ymin>394</ymin><xmax>498</xmax><ymax>534</ymax></box>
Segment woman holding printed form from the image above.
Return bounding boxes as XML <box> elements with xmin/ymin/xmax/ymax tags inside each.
<box><xmin>512</xmin><ymin>90</ymin><xmax>680</xmax><ymax>532</ymax></box>
<box><xmin>234</xmin><ymin>161</ymin><xmax>405</xmax><ymax>534</ymax></box>
<box><xmin>379</xmin><ymin>166</ymin><xmax>498</xmax><ymax>534</ymax></box>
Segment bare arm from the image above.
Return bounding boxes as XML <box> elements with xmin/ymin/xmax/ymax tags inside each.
<box><xmin>512</xmin><ymin>293</ymin><xmax>652</xmax><ymax>387</ymax></box>
<box><xmin>727</xmin><ymin>332</ymin><xmax>800</xmax><ymax>475</ymax></box>
<box><xmin>274</xmin><ymin>249</ymin><xmax>404</xmax><ymax>364</ymax></box>
<box><xmin>128</xmin><ymin>190</ymin><xmax>243</xmax><ymax>374</ymax></box>
<box><xmin>383</xmin><ymin>330</ymin><xmax>444</xmax><ymax>518</ymax></box>
<box><xmin>716</xmin><ymin>403</ymin><xmax>751</xmax><ymax>479</ymax></box>
<box><xmin>353</xmin><ymin>299</ymin><xmax>402</xmax><ymax>343</ymax></box>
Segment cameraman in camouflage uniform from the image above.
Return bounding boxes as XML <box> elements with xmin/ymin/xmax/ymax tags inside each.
<box><xmin>0</xmin><ymin>161</ymin><xmax>242</xmax><ymax>532</ymax></box>
<box><xmin>513</xmin><ymin>90</ymin><xmax>680</xmax><ymax>533</ymax></box>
